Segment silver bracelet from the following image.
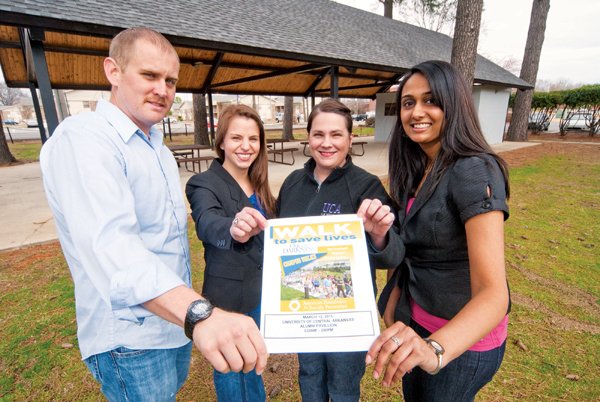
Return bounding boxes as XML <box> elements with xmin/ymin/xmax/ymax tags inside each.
<box><xmin>424</xmin><ymin>338</ymin><xmax>445</xmax><ymax>375</ymax></box>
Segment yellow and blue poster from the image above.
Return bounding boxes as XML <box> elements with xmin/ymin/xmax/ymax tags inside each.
<box><xmin>261</xmin><ymin>214</ymin><xmax>380</xmax><ymax>353</ymax></box>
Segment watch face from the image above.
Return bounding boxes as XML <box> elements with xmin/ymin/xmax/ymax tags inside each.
<box><xmin>426</xmin><ymin>338</ymin><xmax>445</xmax><ymax>354</ymax></box>
<box><xmin>191</xmin><ymin>301</ymin><xmax>211</xmax><ymax>317</ymax></box>
<box><xmin>430</xmin><ymin>343</ymin><xmax>443</xmax><ymax>353</ymax></box>
<box><xmin>189</xmin><ymin>300</ymin><xmax>213</xmax><ymax>321</ymax></box>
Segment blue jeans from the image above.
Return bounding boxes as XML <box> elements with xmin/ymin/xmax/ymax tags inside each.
<box><xmin>298</xmin><ymin>351</ymin><xmax>366</xmax><ymax>402</ymax></box>
<box><xmin>402</xmin><ymin>320</ymin><xmax>506</xmax><ymax>402</ymax></box>
<box><xmin>213</xmin><ymin>305</ymin><xmax>265</xmax><ymax>402</ymax></box>
<box><xmin>83</xmin><ymin>342</ymin><xmax>192</xmax><ymax>402</ymax></box>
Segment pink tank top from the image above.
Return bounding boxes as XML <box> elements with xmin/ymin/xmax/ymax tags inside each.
<box><xmin>406</xmin><ymin>197</ymin><xmax>508</xmax><ymax>351</ymax></box>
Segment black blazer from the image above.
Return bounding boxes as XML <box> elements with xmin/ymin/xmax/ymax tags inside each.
<box><xmin>185</xmin><ymin>159</ymin><xmax>264</xmax><ymax>313</ymax></box>
<box><xmin>379</xmin><ymin>155</ymin><xmax>510</xmax><ymax>324</ymax></box>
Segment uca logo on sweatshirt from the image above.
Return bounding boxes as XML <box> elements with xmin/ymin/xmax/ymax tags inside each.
<box><xmin>321</xmin><ymin>202</ymin><xmax>341</xmax><ymax>215</ymax></box>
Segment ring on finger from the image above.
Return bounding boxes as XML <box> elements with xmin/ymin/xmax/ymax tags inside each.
<box><xmin>233</xmin><ymin>217</ymin><xmax>239</xmax><ymax>226</ymax></box>
<box><xmin>390</xmin><ymin>336</ymin><xmax>401</xmax><ymax>348</ymax></box>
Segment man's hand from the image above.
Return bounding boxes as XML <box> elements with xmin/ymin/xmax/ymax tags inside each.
<box><xmin>357</xmin><ymin>199</ymin><xmax>395</xmax><ymax>249</ymax></box>
<box><xmin>193</xmin><ymin>308</ymin><xmax>269</xmax><ymax>374</ymax></box>
<box><xmin>143</xmin><ymin>286</ymin><xmax>269</xmax><ymax>374</ymax></box>
<box><xmin>230</xmin><ymin>207</ymin><xmax>268</xmax><ymax>244</ymax></box>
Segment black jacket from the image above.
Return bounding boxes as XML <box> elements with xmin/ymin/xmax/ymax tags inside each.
<box><xmin>379</xmin><ymin>155</ymin><xmax>510</xmax><ymax>324</ymax></box>
<box><xmin>277</xmin><ymin>157</ymin><xmax>403</xmax><ymax>293</ymax></box>
<box><xmin>185</xmin><ymin>159</ymin><xmax>263</xmax><ymax>313</ymax></box>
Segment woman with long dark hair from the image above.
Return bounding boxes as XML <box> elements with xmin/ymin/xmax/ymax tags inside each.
<box><xmin>367</xmin><ymin>60</ymin><xmax>510</xmax><ymax>401</ymax></box>
<box><xmin>186</xmin><ymin>104</ymin><xmax>275</xmax><ymax>401</ymax></box>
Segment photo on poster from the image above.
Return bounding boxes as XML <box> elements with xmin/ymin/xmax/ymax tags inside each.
<box><xmin>279</xmin><ymin>245</ymin><xmax>355</xmax><ymax>312</ymax></box>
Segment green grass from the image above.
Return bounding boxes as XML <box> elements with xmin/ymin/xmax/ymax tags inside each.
<box><xmin>0</xmin><ymin>145</ymin><xmax>598</xmax><ymax>401</ymax></box>
<box><xmin>280</xmin><ymin>285</ymin><xmax>307</xmax><ymax>300</ymax></box>
<box><xmin>6</xmin><ymin>141</ymin><xmax>42</xmax><ymax>162</ymax></box>
<box><xmin>504</xmin><ymin>154</ymin><xmax>599</xmax><ymax>325</ymax></box>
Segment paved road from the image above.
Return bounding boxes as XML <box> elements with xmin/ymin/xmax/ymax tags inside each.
<box><xmin>4</xmin><ymin>126</ymin><xmax>46</xmax><ymax>141</ymax></box>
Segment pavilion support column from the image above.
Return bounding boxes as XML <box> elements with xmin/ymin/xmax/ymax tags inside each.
<box><xmin>330</xmin><ymin>66</ymin><xmax>339</xmax><ymax>99</ymax></box>
<box><xmin>207</xmin><ymin>91</ymin><xmax>215</xmax><ymax>147</ymax></box>
<box><xmin>28</xmin><ymin>83</ymin><xmax>47</xmax><ymax>143</ymax></box>
<box><xmin>28</xmin><ymin>28</ymin><xmax>59</xmax><ymax>136</ymax></box>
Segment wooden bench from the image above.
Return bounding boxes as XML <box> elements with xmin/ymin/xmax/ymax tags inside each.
<box><xmin>172</xmin><ymin>150</ymin><xmax>194</xmax><ymax>166</ymax></box>
<box><xmin>169</xmin><ymin>144</ymin><xmax>214</xmax><ymax>172</ymax></box>
<box><xmin>177</xmin><ymin>155</ymin><xmax>215</xmax><ymax>173</ymax></box>
<box><xmin>268</xmin><ymin>147</ymin><xmax>298</xmax><ymax>165</ymax></box>
<box><xmin>299</xmin><ymin>141</ymin><xmax>367</xmax><ymax>157</ymax></box>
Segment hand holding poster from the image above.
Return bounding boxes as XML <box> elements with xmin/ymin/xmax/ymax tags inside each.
<box><xmin>260</xmin><ymin>214</ymin><xmax>380</xmax><ymax>353</ymax></box>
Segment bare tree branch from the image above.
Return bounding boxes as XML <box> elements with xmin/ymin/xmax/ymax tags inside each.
<box><xmin>0</xmin><ymin>83</ymin><xmax>23</xmax><ymax>106</ymax></box>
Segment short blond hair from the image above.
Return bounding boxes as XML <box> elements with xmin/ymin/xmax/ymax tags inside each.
<box><xmin>109</xmin><ymin>27</ymin><xmax>179</xmax><ymax>69</ymax></box>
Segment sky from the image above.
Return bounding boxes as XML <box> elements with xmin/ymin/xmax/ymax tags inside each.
<box><xmin>335</xmin><ymin>0</ymin><xmax>600</xmax><ymax>86</ymax></box>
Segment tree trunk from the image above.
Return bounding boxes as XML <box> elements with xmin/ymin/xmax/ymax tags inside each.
<box><xmin>0</xmin><ymin>119</ymin><xmax>17</xmax><ymax>164</ymax></box>
<box><xmin>450</xmin><ymin>0</ymin><xmax>483</xmax><ymax>87</ymax></box>
<box><xmin>193</xmin><ymin>93</ymin><xmax>210</xmax><ymax>146</ymax></box>
<box><xmin>505</xmin><ymin>0</ymin><xmax>550</xmax><ymax>142</ymax></box>
<box><xmin>383</xmin><ymin>0</ymin><xmax>394</xmax><ymax>18</ymax></box>
<box><xmin>282</xmin><ymin>96</ymin><xmax>294</xmax><ymax>141</ymax></box>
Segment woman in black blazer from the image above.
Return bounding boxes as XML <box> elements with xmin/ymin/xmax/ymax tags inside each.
<box><xmin>186</xmin><ymin>104</ymin><xmax>275</xmax><ymax>402</ymax></box>
<box><xmin>367</xmin><ymin>61</ymin><xmax>511</xmax><ymax>402</ymax></box>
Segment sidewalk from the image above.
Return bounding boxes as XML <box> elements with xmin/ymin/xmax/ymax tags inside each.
<box><xmin>0</xmin><ymin>137</ymin><xmax>538</xmax><ymax>251</ymax></box>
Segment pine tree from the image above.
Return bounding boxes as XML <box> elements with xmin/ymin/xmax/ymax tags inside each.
<box><xmin>450</xmin><ymin>0</ymin><xmax>483</xmax><ymax>87</ymax></box>
<box><xmin>506</xmin><ymin>0</ymin><xmax>551</xmax><ymax>142</ymax></box>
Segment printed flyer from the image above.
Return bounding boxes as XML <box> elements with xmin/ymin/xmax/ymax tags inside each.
<box><xmin>260</xmin><ymin>214</ymin><xmax>380</xmax><ymax>353</ymax></box>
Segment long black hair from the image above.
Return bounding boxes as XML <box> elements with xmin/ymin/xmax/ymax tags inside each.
<box><xmin>388</xmin><ymin>60</ymin><xmax>510</xmax><ymax>208</ymax></box>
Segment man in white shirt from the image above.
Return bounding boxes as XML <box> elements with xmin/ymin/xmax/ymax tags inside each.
<box><xmin>40</xmin><ymin>27</ymin><xmax>267</xmax><ymax>401</ymax></box>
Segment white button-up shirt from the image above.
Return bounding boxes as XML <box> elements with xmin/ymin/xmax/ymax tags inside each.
<box><xmin>40</xmin><ymin>100</ymin><xmax>191</xmax><ymax>359</ymax></box>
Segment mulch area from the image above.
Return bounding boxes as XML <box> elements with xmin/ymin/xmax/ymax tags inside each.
<box><xmin>500</xmin><ymin>131</ymin><xmax>599</xmax><ymax>168</ymax></box>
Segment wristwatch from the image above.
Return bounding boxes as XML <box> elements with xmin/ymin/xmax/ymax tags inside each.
<box><xmin>424</xmin><ymin>338</ymin><xmax>445</xmax><ymax>375</ymax></box>
<box><xmin>184</xmin><ymin>299</ymin><xmax>214</xmax><ymax>340</ymax></box>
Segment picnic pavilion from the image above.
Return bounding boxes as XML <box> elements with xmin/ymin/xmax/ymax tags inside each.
<box><xmin>0</xmin><ymin>0</ymin><xmax>531</xmax><ymax>145</ymax></box>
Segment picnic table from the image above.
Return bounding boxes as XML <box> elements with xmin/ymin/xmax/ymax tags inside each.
<box><xmin>168</xmin><ymin>144</ymin><xmax>214</xmax><ymax>173</ymax></box>
<box><xmin>266</xmin><ymin>139</ymin><xmax>298</xmax><ymax>165</ymax></box>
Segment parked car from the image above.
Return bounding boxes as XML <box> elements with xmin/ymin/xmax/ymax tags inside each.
<box><xmin>3</xmin><ymin>119</ymin><xmax>18</xmax><ymax>125</ymax></box>
<box><xmin>352</xmin><ymin>114</ymin><xmax>367</xmax><ymax>122</ymax></box>
<box><xmin>563</xmin><ymin>112</ymin><xmax>591</xmax><ymax>130</ymax></box>
<box><xmin>274</xmin><ymin>112</ymin><xmax>284</xmax><ymax>123</ymax></box>
<box><xmin>26</xmin><ymin>119</ymin><xmax>38</xmax><ymax>127</ymax></box>
<box><xmin>528</xmin><ymin>112</ymin><xmax>550</xmax><ymax>131</ymax></box>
